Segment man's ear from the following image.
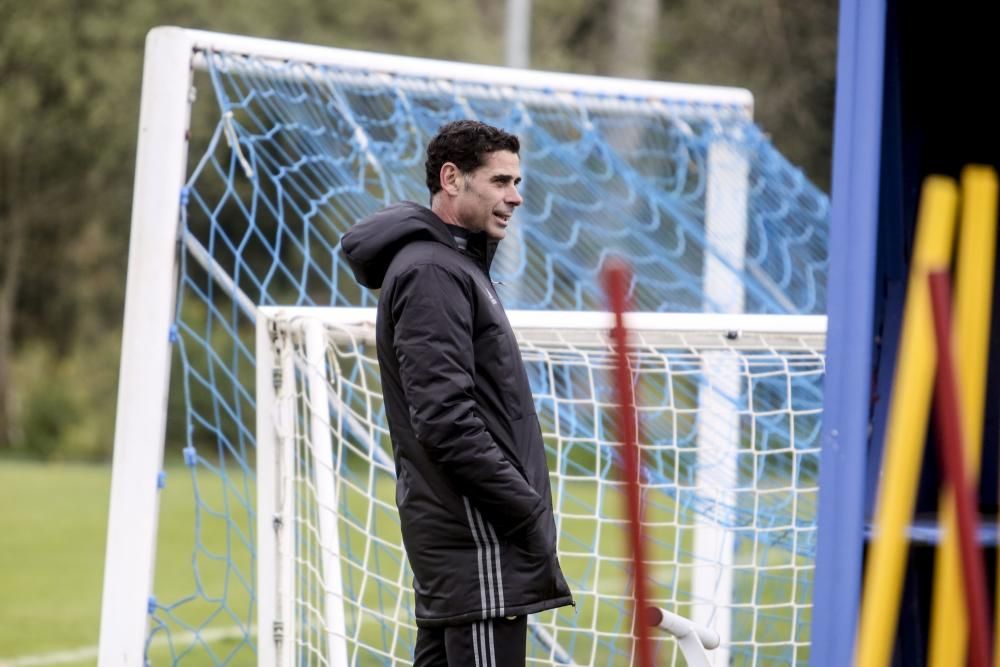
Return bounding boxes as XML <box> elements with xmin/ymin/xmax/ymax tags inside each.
<box><xmin>440</xmin><ymin>162</ymin><xmax>462</xmax><ymax>196</ymax></box>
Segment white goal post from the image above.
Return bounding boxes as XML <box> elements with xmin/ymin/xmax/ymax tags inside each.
<box><xmin>99</xmin><ymin>25</ymin><xmax>830</xmax><ymax>667</ymax></box>
<box><xmin>255</xmin><ymin>306</ymin><xmax>825</xmax><ymax>666</ymax></box>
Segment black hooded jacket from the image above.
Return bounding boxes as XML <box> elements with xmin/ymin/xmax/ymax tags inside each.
<box><xmin>340</xmin><ymin>201</ymin><xmax>573</xmax><ymax>627</ymax></box>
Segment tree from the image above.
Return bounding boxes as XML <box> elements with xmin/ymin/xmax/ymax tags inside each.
<box><xmin>656</xmin><ymin>0</ymin><xmax>837</xmax><ymax>188</ymax></box>
<box><xmin>0</xmin><ymin>0</ymin><xmax>137</xmax><ymax>450</ymax></box>
<box><xmin>607</xmin><ymin>0</ymin><xmax>660</xmax><ymax>79</ymax></box>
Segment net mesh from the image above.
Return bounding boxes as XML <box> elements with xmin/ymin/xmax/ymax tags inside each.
<box><xmin>259</xmin><ymin>311</ymin><xmax>824</xmax><ymax>666</ymax></box>
<box><xmin>185</xmin><ymin>49</ymin><xmax>829</xmax><ymax>315</ymax></box>
<box><xmin>143</xmin><ymin>40</ymin><xmax>830</xmax><ymax>665</ymax></box>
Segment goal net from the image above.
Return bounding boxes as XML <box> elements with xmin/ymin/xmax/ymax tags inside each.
<box><xmin>256</xmin><ymin>307</ymin><xmax>825</xmax><ymax>666</ymax></box>
<box><xmin>100</xmin><ymin>27</ymin><xmax>831</xmax><ymax>667</ymax></box>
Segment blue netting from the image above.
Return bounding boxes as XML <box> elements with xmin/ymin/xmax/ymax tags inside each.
<box><xmin>145</xmin><ymin>47</ymin><xmax>828</xmax><ymax>666</ymax></box>
<box><xmin>188</xmin><ymin>51</ymin><xmax>827</xmax><ymax>314</ymax></box>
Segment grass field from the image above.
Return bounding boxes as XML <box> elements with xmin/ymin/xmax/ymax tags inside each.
<box><xmin>0</xmin><ymin>460</ymin><xmax>250</xmax><ymax>666</ymax></box>
<box><xmin>0</xmin><ymin>459</ymin><xmax>812</xmax><ymax>666</ymax></box>
<box><xmin>0</xmin><ymin>461</ymin><xmax>110</xmax><ymax>664</ymax></box>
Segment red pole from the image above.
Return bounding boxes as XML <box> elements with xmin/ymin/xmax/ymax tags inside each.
<box><xmin>602</xmin><ymin>257</ymin><xmax>653</xmax><ymax>667</ymax></box>
<box><xmin>927</xmin><ymin>270</ymin><xmax>993</xmax><ymax>667</ymax></box>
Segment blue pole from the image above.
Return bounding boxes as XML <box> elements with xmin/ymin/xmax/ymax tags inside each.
<box><xmin>810</xmin><ymin>0</ymin><xmax>887</xmax><ymax>665</ymax></box>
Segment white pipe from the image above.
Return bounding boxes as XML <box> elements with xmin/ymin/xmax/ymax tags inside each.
<box><xmin>260</xmin><ymin>306</ymin><xmax>827</xmax><ymax>338</ymax></box>
<box><xmin>647</xmin><ymin>606</ymin><xmax>721</xmax><ymax>650</ymax></box>
<box><xmin>179</xmin><ymin>28</ymin><xmax>751</xmax><ymax>114</ymax></box>
<box><xmin>505</xmin><ymin>0</ymin><xmax>531</xmax><ymax>69</ymax></box>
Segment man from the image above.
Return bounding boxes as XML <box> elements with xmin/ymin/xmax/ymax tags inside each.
<box><xmin>340</xmin><ymin>120</ymin><xmax>573</xmax><ymax>666</ymax></box>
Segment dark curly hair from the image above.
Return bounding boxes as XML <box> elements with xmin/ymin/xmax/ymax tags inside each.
<box><xmin>425</xmin><ymin>120</ymin><xmax>520</xmax><ymax>196</ymax></box>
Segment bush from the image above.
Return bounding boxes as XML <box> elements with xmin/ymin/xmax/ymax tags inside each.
<box><xmin>19</xmin><ymin>377</ymin><xmax>78</xmax><ymax>459</ymax></box>
<box><xmin>12</xmin><ymin>338</ymin><xmax>119</xmax><ymax>461</ymax></box>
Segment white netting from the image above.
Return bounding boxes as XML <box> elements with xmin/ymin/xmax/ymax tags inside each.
<box><xmin>259</xmin><ymin>309</ymin><xmax>824</xmax><ymax>666</ymax></box>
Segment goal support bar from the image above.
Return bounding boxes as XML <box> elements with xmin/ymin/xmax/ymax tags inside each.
<box><xmin>259</xmin><ymin>306</ymin><xmax>826</xmax><ymax>336</ymax></box>
<box><xmin>98</xmin><ymin>28</ymin><xmax>195</xmax><ymax>666</ymax></box>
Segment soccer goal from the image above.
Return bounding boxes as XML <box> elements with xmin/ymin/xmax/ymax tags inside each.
<box><xmin>99</xmin><ymin>26</ymin><xmax>830</xmax><ymax>667</ymax></box>
<box><xmin>255</xmin><ymin>307</ymin><xmax>825</xmax><ymax>666</ymax></box>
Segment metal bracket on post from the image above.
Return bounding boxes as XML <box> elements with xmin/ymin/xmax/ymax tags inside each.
<box><xmin>647</xmin><ymin>606</ymin><xmax>720</xmax><ymax>667</ymax></box>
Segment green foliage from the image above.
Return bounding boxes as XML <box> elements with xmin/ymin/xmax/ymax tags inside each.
<box><xmin>655</xmin><ymin>0</ymin><xmax>838</xmax><ymax>188</ymax></box>
<box><xmin>11</xmin><ymin>337</ymin><xmax>120</xmax><ymax>461</ymax></box>
<box><xmin>18</xmin><ymin>370</ymin><xmax>77</xmax><ymax>461</ymax></box>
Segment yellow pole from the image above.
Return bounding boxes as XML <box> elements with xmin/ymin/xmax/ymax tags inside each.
<box><xmin>854</xmin><ymin>176</ymin><xmax>959</xmax><ymax>667</ymax></box>
<box><xmin>928</xmin><ymin>166</ymin><xmax>999</xmax><ymax>667</ymax></box>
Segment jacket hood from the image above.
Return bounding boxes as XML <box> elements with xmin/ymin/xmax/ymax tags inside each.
<box><xmin>340</xmin><ymin>201</ymin><xmax>499</xmax><ymax>288</ymax></box>
<box><xmin>339</xmin><ymin>202</ymin><xmax>457</xmax><ymax>289</ymax></box>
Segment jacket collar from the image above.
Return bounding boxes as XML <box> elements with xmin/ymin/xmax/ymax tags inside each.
<box><xmin>445</xmin><ymin>224</ymin><xmax>499</xmax><ymax>273</ymax></box>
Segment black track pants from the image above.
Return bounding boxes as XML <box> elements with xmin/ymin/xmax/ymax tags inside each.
<box><xmin>414</xmin><ymin>616</ymin><xmax>528</xmax><ymax>667</ymax></box>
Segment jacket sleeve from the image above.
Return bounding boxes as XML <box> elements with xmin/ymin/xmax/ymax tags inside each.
<box><xmin>390</xmin><ymin>262</ymin><xmax>544</xmax><ymax>537</ymax></box>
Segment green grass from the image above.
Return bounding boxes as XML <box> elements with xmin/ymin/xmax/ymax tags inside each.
<box><xmin>0</xmin><ymin>460</ymin><xmax>253</xmax><ymax>666</ymax></box>
<box><xmin>0</xmin><ymin>461</ymin><xmax>110</xmax><ymax>661</ymax></box>
<box><xmin>0</xmin><ymin>460</ymin><xmax>812</xmax><ymax>666</ymax></box>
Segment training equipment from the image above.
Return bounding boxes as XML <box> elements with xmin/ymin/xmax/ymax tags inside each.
<box><xmin>927</xmin><ymin>166</ymin><xmax>998</xmax><ymax>667</ymax></box>
<box><xmin>603</xmin><ymin>259</ymin><xmax>654</xmax><ymax>667</ymax></box>
<box><xmin>99</xmin><ymin>27</ymin><xmax>829</xmax><ymax>666</ymax></box>
<box><xmin>853</xmin><ymin>177</ymin><xmax>958</xmax><ymax>667</ymax></box>
<box><xmin>926</xmin><ymin>271</ymin><xmax>992</xmax><ymax>667</ymax></box>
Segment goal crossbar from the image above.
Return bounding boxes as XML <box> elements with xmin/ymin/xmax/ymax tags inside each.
<box><xmin>262</xmin><ymin>306</ymin><xmax>826</xmax><ymax>335</ymax></box>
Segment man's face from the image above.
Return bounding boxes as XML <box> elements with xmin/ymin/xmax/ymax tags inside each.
<box><xmin>453</xmin><ymin>150</ymin><xmax>523</xmax><ymax>240</ymax></box>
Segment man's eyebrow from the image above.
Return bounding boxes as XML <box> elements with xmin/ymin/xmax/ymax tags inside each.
<box><xmin>491</xmin><ymin>173</ymin><xmax>522</xmax><ymax>185</ymax></box>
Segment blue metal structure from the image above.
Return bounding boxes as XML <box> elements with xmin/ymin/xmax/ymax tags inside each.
<box><xmin>810</xmin><ymin>1</ymin><xmax>886</xmax><ymax>664</ymax></box>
